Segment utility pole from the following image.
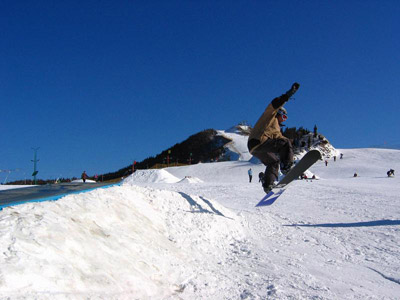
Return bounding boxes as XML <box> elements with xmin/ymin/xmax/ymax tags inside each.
<box><xmin>31</xmin><ymin>147</ymin><xmax>40</xmax><ymax>185</ymax></box>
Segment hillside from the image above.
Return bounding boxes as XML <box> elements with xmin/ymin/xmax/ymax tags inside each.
<box><xmin>99</xmin><ymin>129</ymin><xmax>231</xmax><ymax>181</ymax></box>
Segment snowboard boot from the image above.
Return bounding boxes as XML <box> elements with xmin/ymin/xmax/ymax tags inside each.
<box><xmin>285</xmin><ymin>82</ymin><xmax>300</xmax><ymax>99</ymax></box>
<box><xmin>280</xmin><ymin>161</ymin><xmax>294</xmax><ymax>176</ymax></box>
<box><xmin>263</xmin><ymin>184</ymin><xmax>272</xmax><ymax>193</ymax></box>
<box><xmin>261</xmin><ymin>173</ymin><xmax>274</xmax><ymax>193</ymax></box>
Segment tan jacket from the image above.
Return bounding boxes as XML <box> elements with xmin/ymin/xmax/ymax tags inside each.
<box><xmin>248</xmin><ymin>101</ymin><xmax>288</xmax><ymax>154</ymax></box>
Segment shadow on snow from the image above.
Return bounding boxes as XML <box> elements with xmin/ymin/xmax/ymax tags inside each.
<box><xmin>178</xmin><ymin>192</ymin><xmax>233</xmax><ymax>219</ymax></box>
<box><xmin>285</xmin><ymin>219</ymin><xmax>400</xmax><ymax>228</ymax></box>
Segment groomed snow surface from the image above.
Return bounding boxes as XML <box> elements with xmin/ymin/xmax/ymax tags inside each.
<box><xmin>0</xmin><ymin>148</ymin><xmax>399</xmax><ymax>299</ymax></box>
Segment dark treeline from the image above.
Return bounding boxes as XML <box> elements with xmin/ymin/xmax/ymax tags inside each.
<box><xmin>283</xmin><ymin>125</ymin><xmax>327</xmax><ymax>150</ymax></box>
<box><xmin>98</xmin><ymin>129</ymin><xmax>232</xmax><ymax>182</ymax></box>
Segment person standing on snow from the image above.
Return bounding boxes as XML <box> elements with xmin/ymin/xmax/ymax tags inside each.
<box><xmin>81</xmin><ymin>171</ymin><xmax>88</xmax><ymax>183</ymax></box>
<box><xmin>247</xmin><ymin>82</ymin><xmax>300</xmax><ymax>193</ymax></box>
<box><xmin>248</xmin><ymin>168</ymin><xmax>253</xmax><ymax>183</ymax></box>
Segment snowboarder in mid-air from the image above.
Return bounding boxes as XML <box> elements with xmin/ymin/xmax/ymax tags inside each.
<box><xmin>248</xmin><ymin>82</ymin><xmax>300</xmax><ymax>193</ymax></box>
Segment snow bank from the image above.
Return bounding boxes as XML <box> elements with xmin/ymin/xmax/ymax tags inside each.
<box><xmin>123</xmin><ymin>169</ymin><xmax>180</xmax><ymax>184</ymax></box>
<box><xmin>0</xmin><ymin>185</ymin><xmax>35</xmax><ymax>191</ymax></box>
<box><xmin>71</xmin><ymin>179</ymin><xmax>97</xmax><ymax>183</ymax></box>
<box><xmin>0</xmin><ymin>185</ymin><xmax>243</xmax><ymax>298</ymax></box>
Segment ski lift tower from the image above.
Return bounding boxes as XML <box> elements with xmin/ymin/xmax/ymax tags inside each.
<box><xmin>31</xmin><ymin>147</ymin><xmax>40</xmax><ymax>184</ymax></box>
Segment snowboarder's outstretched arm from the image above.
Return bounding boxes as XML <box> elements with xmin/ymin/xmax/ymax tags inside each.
<box><xmin>248</xmin><ymin>82</ymin><xmax>300</xmax><ymax>153</ymax></box>
<box><xmin>271</xmin><ymin>82</ymin><xmax>300</xmax><ymax>109</ymax></box>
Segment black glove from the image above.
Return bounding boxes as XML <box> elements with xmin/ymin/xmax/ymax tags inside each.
<box><xmin>286</xmin><ymin>82</ymin><xmax>300</xmax><ymax>99</ymax></box>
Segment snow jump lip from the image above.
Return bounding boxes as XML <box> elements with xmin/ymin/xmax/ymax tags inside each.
<box><xmin>0</xmin><ymin>182</ymin><xmax>121</xmax><ymax>210</ymax></box>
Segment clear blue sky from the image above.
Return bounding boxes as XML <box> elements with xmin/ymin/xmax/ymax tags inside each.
<box><xmin>1</xmin><ymin>0</ymin><xmax>399</xmax><ymax>182</ymax></box>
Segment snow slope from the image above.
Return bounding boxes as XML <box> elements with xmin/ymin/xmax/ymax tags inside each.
<box><xmin>217</xmin><ymin>127</ymin><xmax>252</xmax><ymax>161</ymax></box>
<box><xmin>0</xmin><ymin>148</ymin><xmax>399</xmax><ymax>299</ymax></box>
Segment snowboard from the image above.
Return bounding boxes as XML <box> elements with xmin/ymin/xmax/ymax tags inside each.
<box><xmin>256</xmin><ymin>149</ymin><xmax>322</xmax><ymax>207</ymax></box>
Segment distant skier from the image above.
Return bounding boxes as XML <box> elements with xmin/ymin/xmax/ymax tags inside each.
<box><xmin>81</xmin><ymin>171</ymin><xmax>87</xmax><ymax>183</ymax></box>
<box><xmin>387</xmin><ymin>169</ymin><xmax>395</xmax><ymax>177</ymax></box>
<box><xmin>248</xmin><ymin>168</ymin><xmax>253</xmax><ymax>183</ymax></box>
<box><xmin>247</xmin><ymin>82</ymin><xmax>300</xmax><ymax>193</ymax></box>
<box><xmin>340</xmin><ymin>153</ymin><xmax>344</xmax><ymax>159</ymax></box>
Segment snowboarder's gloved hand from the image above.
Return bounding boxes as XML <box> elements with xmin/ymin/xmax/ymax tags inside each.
<box><xmin>291</xmin><ymin>82</ymin><xmax>300</xmax><ymax>91</ymax></box>
<box><xmin>285</xmin><ymin>82</ymin><xmax>300</xmax><ymax>99</ymax></box>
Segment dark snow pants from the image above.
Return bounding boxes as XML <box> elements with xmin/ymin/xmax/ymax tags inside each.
<box><xmin>251</xmin><ymin>138</ymin><xmax>293</xmax><ymax>188</ymax></box>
